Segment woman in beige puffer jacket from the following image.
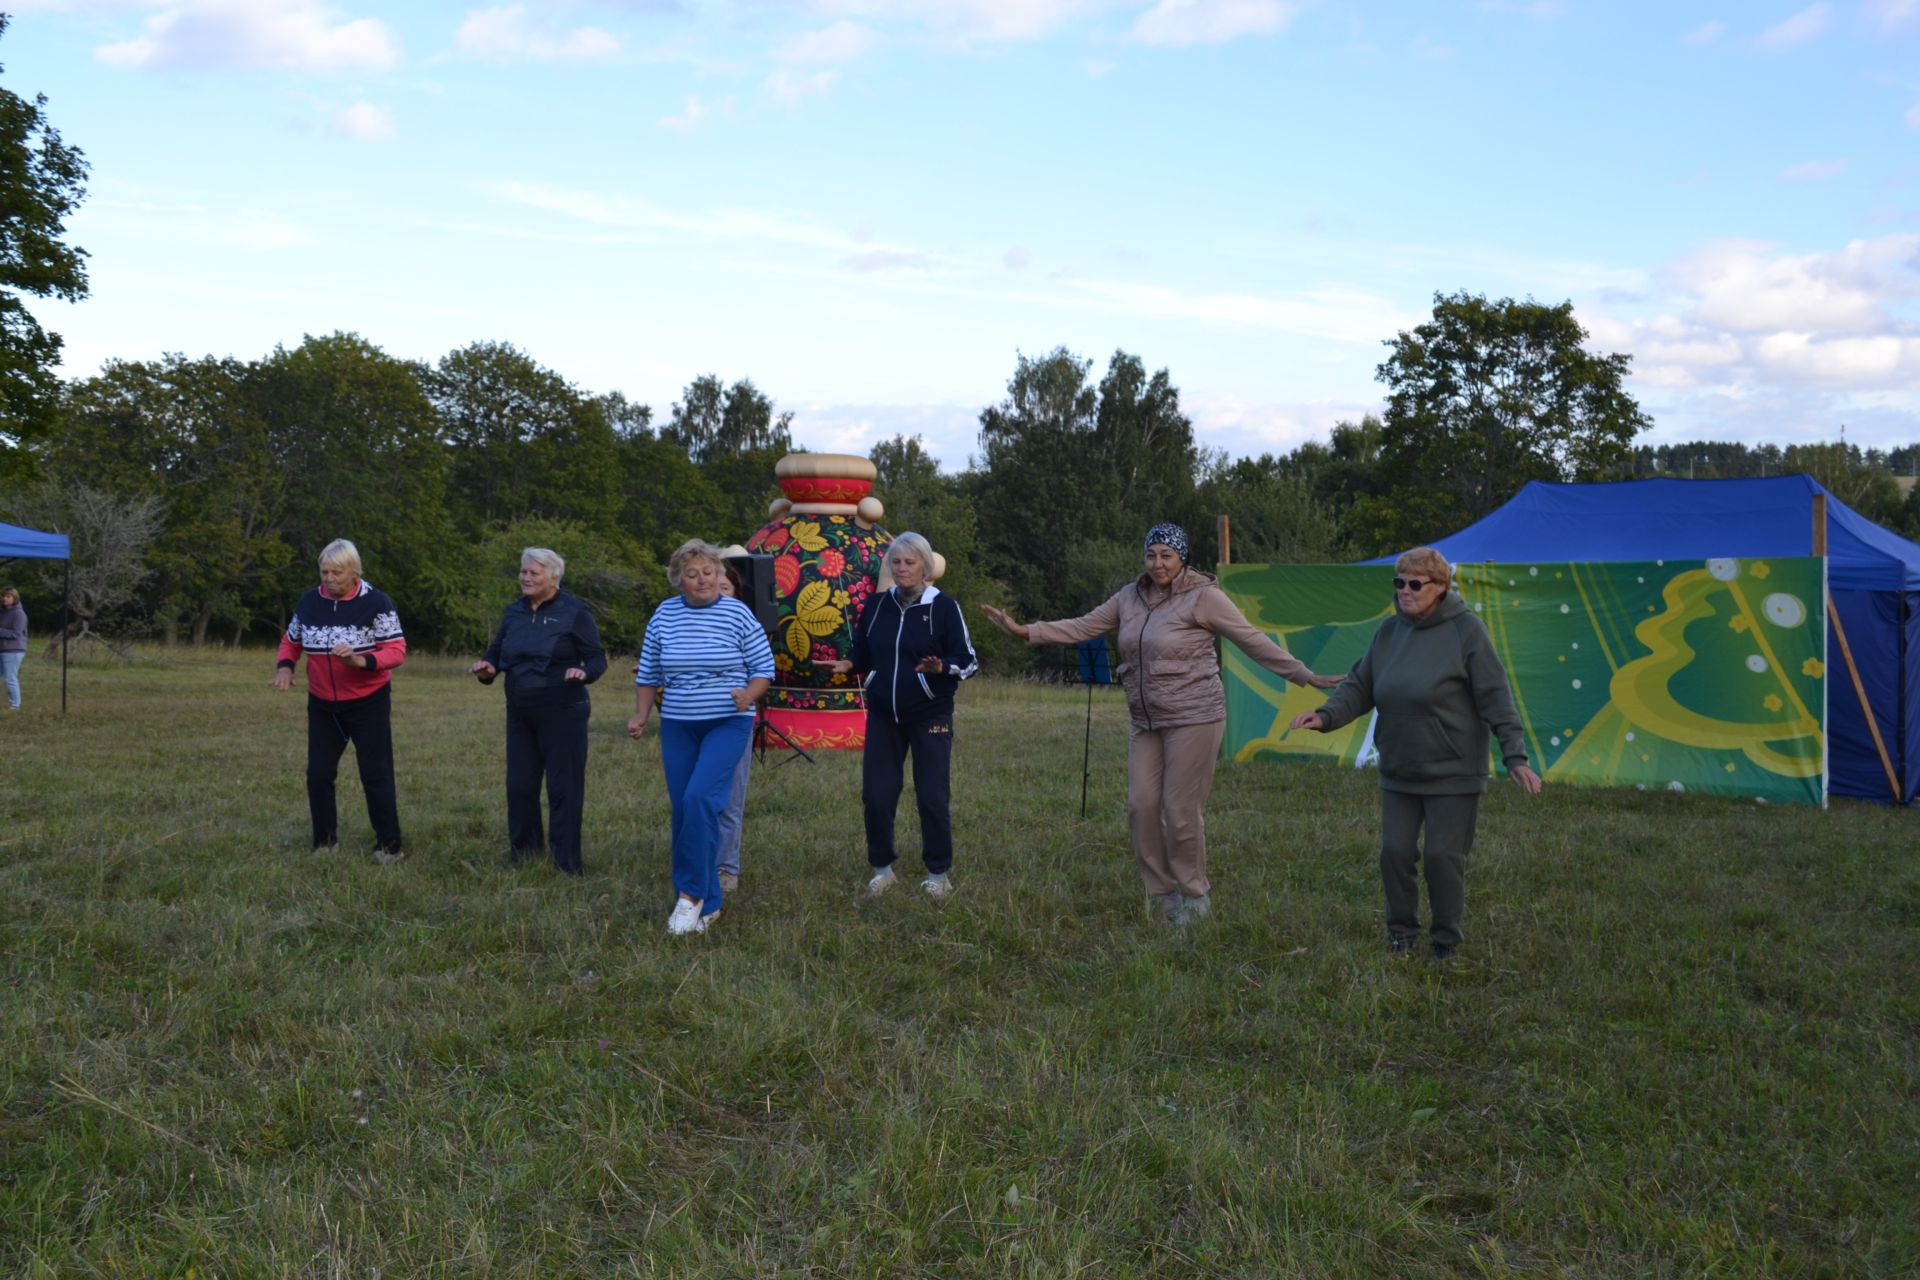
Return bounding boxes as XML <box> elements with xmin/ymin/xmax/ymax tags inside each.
<box><xmin>983</xmin><ymin>523</ymin><xmax>1340</xmax><ymax>924</ymax></box>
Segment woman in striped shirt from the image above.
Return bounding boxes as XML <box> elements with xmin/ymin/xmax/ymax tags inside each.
<box><xmin>629</xmin><ymin>540</ymin><xmax>775</xmax><ymax>935</ymax></box>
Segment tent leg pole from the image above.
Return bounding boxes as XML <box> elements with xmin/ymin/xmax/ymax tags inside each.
<box><xmin>61</xmin><ymin>557</ymin><xmax>70</xmax><ymax>715</ymax></box>
<box><xmin>1828</xmin><ymin>588</ymin><xmax>1900</xmax><ymax>803</ymax></box>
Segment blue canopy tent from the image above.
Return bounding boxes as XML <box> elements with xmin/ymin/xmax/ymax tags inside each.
<box><xmin>1391</xmin><ymin>475</ymin><xmax>1919</xmax><ymax>804</ymax></box>
<box><xmin>0</xmin><ymin>518</ymin><xmax>71</xmax><ymax>712</ymax></box>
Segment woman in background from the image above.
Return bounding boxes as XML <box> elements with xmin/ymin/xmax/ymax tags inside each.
<box><xmin>470</xmin><ymin>547</ymin><xmax>607</xmax><ymax>875</ymax></box>
<box><xmin>1290</xmin><ymin>547</ymin><xmax>1541</xmax><ymax>960</ymax></box>
<box><xmin>817</xmin><ymin>532</ymin><xmax>978</xmax><ymax>898</ymax></box>
<box><xmin>0</xmin><ymin>586</ymin><xmax>26</xmax><ymax>711</ymax></box>
<box><xmin>271</xmin><ymin>539</ymin><xmax>408</xmax><ymax>863</ymax></box>
<box><xmin>983</xmin><ymin>522</ymin><xmax>1339</xmax><ymax>925</ymax></box>
<box><xmin>714</xmin><ymin>552</ymin><xmax>753</xmax><ymax>894</ymax></box>
<box><xmin>630</xmin><ymin>540</ymin><xmax>774</xmax><ymax>935</ymax></box>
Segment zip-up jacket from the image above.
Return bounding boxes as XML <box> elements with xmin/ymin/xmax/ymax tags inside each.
<box><xmin>277</xmin><ymin>579</ymin><xmax>407</xmax><ymax>703</ymax></box>
<box><xmin>1026</xmin><ymin>568</ymin><xmax>1313</xmax><ymax>732</ymax></box>
<box><xmin>479</xmin><ymin>590</ymin><xmax>608</xmax><ymax>706</ymax></box>
<box><xmin>1313</xmin><ymin>590</ymin><xmax>1529</xmax><ymax>796</ymax></box>
<box><xmin>851</xmin><ymin>585</ymin><xmax>979</xmax><ymax>724</ymax></box>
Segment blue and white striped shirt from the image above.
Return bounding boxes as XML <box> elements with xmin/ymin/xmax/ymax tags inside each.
<box><xmin>635</xmin><ymin>594</ymin><xmax>776</xmax><ymax>720</ymax></box>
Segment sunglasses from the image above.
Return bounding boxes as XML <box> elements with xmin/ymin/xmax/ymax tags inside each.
<box><xmin>1393</xmin><ymin>577</ymin><xmax>1440</xmax><ymax>592</ymax></box>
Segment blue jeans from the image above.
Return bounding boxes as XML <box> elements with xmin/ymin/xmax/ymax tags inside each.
<box><xmin>659</xmin><ymin>715</ymin><xmax>753</xmax><ymax>916</ymax></box>
<box><xmin>715</xmin><ymin>739</ymin><xmax>752</xmax><ymax>877</ymax></box>
<box><xmin>1</xmin><ymin>651</ymin><xmax>23</xmax><ymax>709</ymax></box>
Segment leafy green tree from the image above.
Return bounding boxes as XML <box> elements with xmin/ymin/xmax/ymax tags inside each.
<box><xmin>1359</xmin><ymin>291</ymin><xmax>1649</xmax><ymax>550</ymax></box>
<box><xmin>429</xmin><ymin>342</ymin><xmax>621</xmax><ymax>535</ymax></box>
<box><xmin>1198</xmin><ymin>455</ymin><xmax>1349</xmax><ymax>564</ymax></box>
<box><xmin>868</xmin><ymin>434</ymin><xmax>1023</xmax><ymax>673</ymax></box>
<box><xmin>972</xmin><ymin>347</ymin><xmax>1207</xmax><ymax>618</ymax></box>
<box><xmin>254</xmin><ymin>333</ymin><xmax>455</xmax><ymax>636</ymax></box>
<box><xmin>664</xmin><ymin>374</ymin><xmax>793</xmax><ymax>463</ymax></box>
<box><xmin>51</xmin><ymin>355</ymin><xmax>290</xmax><ymax>644</ymax></box>
<box><xmin>2</xmin><ymin>479</ymin><xmax>162</xmax><ymax>655</ymax></box>
<box><xmin>0</xmin><ymin>17</ymin><xmax>88</xmax><ymax>484</ymax></box>
<box><xmin>599</xmin><ymin>390</ymin><xmax>733</xmax><ymax>559</ymax></box>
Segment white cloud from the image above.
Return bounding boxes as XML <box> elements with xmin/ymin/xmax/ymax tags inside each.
<box><xmin>1752</xmin><ymin>332</ymin><xmax>1918</xmax><ymax>386</ymax></box>
<box><xmin>450</xmin><ymin>6</ymin><xmax>620</xmax><ymax>63</ymax></box>
<box><xmin>765</xmin><ymin>68</ymin><xmax>839</xmax><ymax>103</ymax></box>
<box><xmin>96</xmin><ymin>0</ymin><xmax>397</xmax><ymax>72</ymax></box>
<box><xmin>1757</xmin><ymin>3</ymin><xmax>1829</xmax><ymax>50</ymax></box>
<box><xmin>1185</xmin><ymin>394</ymin><xmax>1379</xmax><ymax>456</ymax></box>
<box><xmin>1477</xmin><ymin>0</ymin><xmax>1566</xmax><ymax>17</ymax></box>
<box><xmin>1681</xmin><ymin>20</ymin><xmax>1725</xmax><ymax>45</ymax></box>
<box><xmin>1863</xmin><ymin>0</ymin><xmax>1918</xmax><ymax>30</ymax></box>
<box><xmin>811</xmin><ymin>0</ymin><xmax>1118</xmax><ymax>43</ymax></box>
<box><xmin>1780</xmin><ymin>158</ymin><xmax>1847</xmax><ymax>181</ymax></box>
<box><xmin>330</xmin><ymin>101</ymin><xmax>393</xmax><ymax>141</ymax></box>
<box><xmin>1670</xmin><ymin>236</ymin><xmax>1920</xmax><ymax>336</ymax></box>
<box><xmin>657</xmin><ymin>96</ymin><xmax>732</xmax><ymax>132</ymax></box>
<box><xmin>775</xmin><ymin>20</ymin><xmax>877</xmax><ymax>63</ymax></box>
<box><xmin>1126</xmin><ymin>0</ymin><xmax>1307</xmax><ymax>46</ymax></box>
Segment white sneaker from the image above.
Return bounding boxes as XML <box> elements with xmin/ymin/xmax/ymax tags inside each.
<box><xmin>667</xmin><ymin>898</ymin><xmax>704</xmax><ymax>935</ymax></box>
<box><xmin>921</xmin><ymin>874</ymin><xmax>953</xmax><ymax>899</ymax></box>
<box><xmin>866</xmin><ymin>868</ymin><xmax>896</xmax><ymax>895</ymax></box>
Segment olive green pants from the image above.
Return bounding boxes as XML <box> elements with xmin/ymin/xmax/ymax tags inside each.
<box><xmin>1379</xmin><ymin>789</ymin><xmax>1481</xmax><ymax>947</ymax></box>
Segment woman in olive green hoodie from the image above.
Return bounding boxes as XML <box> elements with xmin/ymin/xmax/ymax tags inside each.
<box><xmin>1292</xmin><ymin>547</ymin><xmax>1542</xmax><ymax>960</ymax></box>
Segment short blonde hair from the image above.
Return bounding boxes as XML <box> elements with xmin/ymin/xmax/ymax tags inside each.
<box><xmin>1394</xmin><ymin>546</ymin><xmax>1452</xmax><ymax>587</ymax></box>
<box><xmin>666</xmin><ymin>538</ymin><xmax>726</xmax><ymax>591</ymax></box>
<box><xmin>521</xmin><ymin>546</ymin><xmax>565</xmax><ymax>584</ymax></box>
<box><xmin>319</xmin><ymin>539</ymin><xmax>362</xmax><ymax>578</ymax></box>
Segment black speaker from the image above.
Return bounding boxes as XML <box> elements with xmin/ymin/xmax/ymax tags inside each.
<box><xmin>724</xmin><ymin>553</ymin><xmax>781</xmax><ymax>636</ymax></box>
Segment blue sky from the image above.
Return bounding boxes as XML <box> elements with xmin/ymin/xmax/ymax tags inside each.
<box><xmin>7</xmin><ymin>0</ymin><xmax>1920</xmax><ymax>470</ymax></box>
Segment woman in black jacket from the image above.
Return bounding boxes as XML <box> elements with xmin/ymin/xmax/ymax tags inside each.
<box><xmin>471</xmin><ymin>547</ymin><xmax>608</xmax><ymax>874</ymax></box>
<box><xmin>818</xmin><ymin>532</ymin><xmax>978</xmax><ymax>897</ymax></box>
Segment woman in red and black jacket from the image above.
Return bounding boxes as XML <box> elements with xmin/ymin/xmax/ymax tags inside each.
<box><xmin>271</xmin><ymin>538</ymin><xmax>408</xmax><ymax>862</ymax></box>
<box><xmin>818</xmin><ymin>531</ymin><xmax>979</xmax><ymax>898</ymax></box>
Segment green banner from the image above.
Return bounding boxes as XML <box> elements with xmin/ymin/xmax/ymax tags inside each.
<box><xmin>1220</xmin><ymin>558</ymin><xmax>1828</xmax><ymax>806</ymax></box>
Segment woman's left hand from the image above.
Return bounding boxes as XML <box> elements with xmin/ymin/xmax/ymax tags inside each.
<box><xmin>1309</xmin><ymin>672</ymin><xmax>1342</xmax><ymax>690</ymax></box>
<box><xmin>730</xmin><ymin>687</ymin><xmax>758</xmax><ymax>713</ymax></box>
<box><xmin>913</xmin><ymin>656</ymin><xmax>943</xmax><ymax>674</ymax></box>
<box><xmin>1509</xmin><ymin>764</ymin><xmax>1543</xmax><ymax>795</ymax></box>
<box><xmin>564</xmin><ymin>667</ymin><xmax>587</xmax><ymax>682</ymax></box>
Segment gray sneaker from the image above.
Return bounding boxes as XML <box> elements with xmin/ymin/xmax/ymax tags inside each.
<box><xmin>1151</xmin><ymin>891</ymin><xmax>1183</xmax><ymax>921</ymax></box>
<box><xmin>866</xmin><ymin>867</ymin><xmax>897</xmax><ymax>896</ymax></box>
<box><xmin>372</xmin><ymin>847</ymin><xmax>405</xmax><ymax>866</ymax></box>
<box><xmin>719</xmin><ymin>871</ymin><xmax>740</xmax><ymax>893</ymax></box>
<box><xmin>921</xmin><ymin>873</ymin><xmax>954</xmax><ymax>899</ymax></box>
<box><xmin>1173</xmin><ymin>893</ymin><xmax>1210</xmax><ymax>925</ymax></box>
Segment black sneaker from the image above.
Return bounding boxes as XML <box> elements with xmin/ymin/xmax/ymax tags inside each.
<box><xmin>1430</xmin><ymin>942</ymin><xmax>1456</xmax><ymax>962</ymax></box>
<box><xmin>1387</xmin><ymin>936</ymin><xmax>1415</xmax><ymax>954</ymax></box>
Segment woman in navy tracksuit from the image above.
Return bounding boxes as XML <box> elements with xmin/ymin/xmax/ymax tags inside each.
<box><xmin>470</xmin><ymin>547</ymin><xmax>608</xmax><ymax>875</ymax></box>
<box><xmin>821</xmin><ymin>531</ymin><xmax>978</xmax><ymax>897</ymax></box>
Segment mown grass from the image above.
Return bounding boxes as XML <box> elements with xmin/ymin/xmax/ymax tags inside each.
<box><xmin>1</xmin><ymin>648</ymin><xmax>1916</xmax><ymax>1278</ymax></box>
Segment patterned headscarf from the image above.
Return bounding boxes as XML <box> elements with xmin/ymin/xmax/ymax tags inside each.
<box><xmin>1143</xmin><ymin>522</ymin><xmax>1190</xmax><ymax>564</ymax></box>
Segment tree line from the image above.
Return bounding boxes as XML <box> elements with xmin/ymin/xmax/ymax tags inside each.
<box><xmin>8</xmin><ymin>290</ymin><xmax>1920</xmax><ymax>670</ymax></box>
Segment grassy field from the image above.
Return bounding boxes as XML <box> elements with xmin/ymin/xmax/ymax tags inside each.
<box><xmin>1</xmin><ymin>647</ymin><xmax>1916</xmax><ymax>1278</ymax></box>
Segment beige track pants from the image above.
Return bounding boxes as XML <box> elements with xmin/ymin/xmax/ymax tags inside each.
<box><xmin>1126</xmin><ymin>719</ymin><xmax>1226</xmax><ymax>897</ymax></box>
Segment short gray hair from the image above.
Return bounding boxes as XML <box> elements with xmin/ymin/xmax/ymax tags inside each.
<box><xmin>318</xmin><ymin>539</ymin><xmax>362</xmax><ymax>577</ymax></box>
<box><xmin>521</xmin><ymin>546</ymin><xmax>565</xmax><ymax>584</ymax></box>
<box><xmin>667</xmin><ymin>538</ymin><xmax>726</xmax><ymax>590</ymax></box>
<box><xmin>885</xmin><ymin>531</ymin><xmax>934</xmax><ymax>568</ymax></box>
<box><xmin>1394</xmin><ymin>546</ymin><xmax>1452</xmax><ymax>587</ymax></box>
